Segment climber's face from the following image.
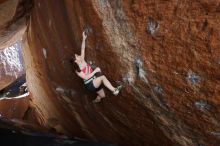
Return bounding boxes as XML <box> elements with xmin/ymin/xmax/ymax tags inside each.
<box><xmin>74</xmin><ymin>54</ymin><xmax>82</xmax><ymax>65</ymax></box>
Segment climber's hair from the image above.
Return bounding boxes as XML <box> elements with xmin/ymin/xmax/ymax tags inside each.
<box><xmin>72</xmin><ymin>61</ymin><xmax>80</xmax><ymax>72</ymax></box>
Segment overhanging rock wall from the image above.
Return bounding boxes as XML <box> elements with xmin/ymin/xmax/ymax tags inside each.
<box><xmin>2</xmin><ymin>0</ymin><xmax>220</xmax><ymax>146</ymax></box>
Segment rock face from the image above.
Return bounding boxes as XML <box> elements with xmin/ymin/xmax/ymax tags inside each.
<box><xmin>1</xmin><ymin>0</ymin><xmax>220</xmax><ymax>146</ymax></box>
<box><xmin>0</xmin><ymin>0</ymin><xmax>28</xmax><ymax>89</ymax></box>
<box><xmin>0</xmin><ymin>0</ymin><xmax>30</xmax><ymax>49</ymax></box>
<box><xmin>0</xmin><ymin>0</ymin><xmax>43</xmax><ymax>136</ymax></box>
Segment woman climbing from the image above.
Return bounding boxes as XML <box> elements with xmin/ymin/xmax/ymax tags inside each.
<box><xmin>73</xmin><ymin>31</ymin><xmax>122</xmax><ymax>103</ymax></box>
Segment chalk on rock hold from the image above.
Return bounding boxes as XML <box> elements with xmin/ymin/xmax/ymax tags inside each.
<box><xmin>122</xmin><ymin>74</ymin><xmax>134</xmax><ymax>84</ymax></box>
<box><xmin>194</xmin><ymin>100</ymin><xmax>210</xmax><ymax>111</ymax></box>
<box><xmin>146</xmin><ymin>17</ymin><xmax>160</xmax><ymax>35</ymax></box>
<box><xmin>186</xmin><ymin>71</ymin><xmax>201</xmax><ymax>85</ymax></box>
<box><xmin>135</xmin><ymin>58</ymin><xmax>148</xmax><ymax>83</ymax></box>
<box><xmin>84</xmin><ymin>26</ymin><xmax>93</xmax><ymax>36</ymax></box>
<box><xmin>138</xmin><ymin>68</ymin><xmax>146</xmax><ymax>79</ymax></box>
<box><xmin>154</xmin><ymin>84</ymin><xmax>163</xmax><ymax>95</ymax></box>
<box><xmin>135</xmin><ymin>58</ymin><xmax>143</xmax><ymax>68</ymax></box>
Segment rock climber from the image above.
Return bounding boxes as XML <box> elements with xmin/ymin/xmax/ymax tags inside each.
<box><xmin>73</xmin><ymin>31</ymin><xmax>122</xmax><ymax>103</ymax></box>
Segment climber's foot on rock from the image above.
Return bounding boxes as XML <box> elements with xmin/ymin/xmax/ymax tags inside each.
<box><xmin>113</xmin><ymin>85</ymin><xmax>123</xmax><ymax>96</ymax></box>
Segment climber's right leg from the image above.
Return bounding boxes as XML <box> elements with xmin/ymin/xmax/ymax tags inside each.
<box><xmin>92</xmin><ymin>75</ymin><xmax>122</xmax><ymax>96</ymax></box>
<box><xmin>93</xmin><ymin>75</ymin><xmax>115</xmax><ymax>92</ymax></box>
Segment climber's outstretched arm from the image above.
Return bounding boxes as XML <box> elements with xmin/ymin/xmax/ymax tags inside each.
<box><xmin>80</xmin><ymin>31</ymin><xmax>87</xmax><ymax>60</ymax></box>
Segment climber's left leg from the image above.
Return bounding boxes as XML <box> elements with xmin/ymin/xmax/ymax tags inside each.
<box><xmin>93</xmin><ymin>88</ymin><xmax>105</xmax><ymax>103</ymax></box>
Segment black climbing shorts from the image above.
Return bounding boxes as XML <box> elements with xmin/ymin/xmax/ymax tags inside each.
<box><xmin>85</xmin><ymin>80</ymin><xmax>102</xmax><ymax>92</ymax></box>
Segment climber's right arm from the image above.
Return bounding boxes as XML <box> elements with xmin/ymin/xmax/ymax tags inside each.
<box><xmin>80</xmin><ymin>31</ymin><xmax>87</xmax><ymax>60</ymax></box>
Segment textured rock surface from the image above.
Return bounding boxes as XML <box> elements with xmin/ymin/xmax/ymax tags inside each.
<box><xmin>0</xmin><ymin>95</ymin><xmax>29</xmax><ymax>119</ymax></box>
<box><xmin>1</xmin><ymin>0</ymin><xmax>220</xmax><ymax>146</ymax></box>
<box><xmin>0</xmin><ymin>0</ymin><xmax>30</xmax><ymax>49</ymax></box>
<box><xmin>0</xmin><ymin>0</ymin><xmax>40</xmax><ymax>135</ymax></box>
<box><xmin>0</xmin><ymin>0</ymin><xmax>29</xmax><ymax>89</ymax></box>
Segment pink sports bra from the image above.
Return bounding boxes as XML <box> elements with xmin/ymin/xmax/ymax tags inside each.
<box><xmin>81</xmin><ymin>64</ymin><xmax>93</xmax><ymax>74</ymax></box>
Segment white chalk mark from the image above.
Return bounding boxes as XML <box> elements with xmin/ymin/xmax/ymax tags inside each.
<box><xmin>42</xmin><ymin>48</ymin><xmax>47</xmax><ymax>58</ymax></box>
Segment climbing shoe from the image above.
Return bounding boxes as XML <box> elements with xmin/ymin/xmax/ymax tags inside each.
<box><xmin>113</xmin><ymin>85</ymin><xmax>122</xmax><ymax>96</ymax></box>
